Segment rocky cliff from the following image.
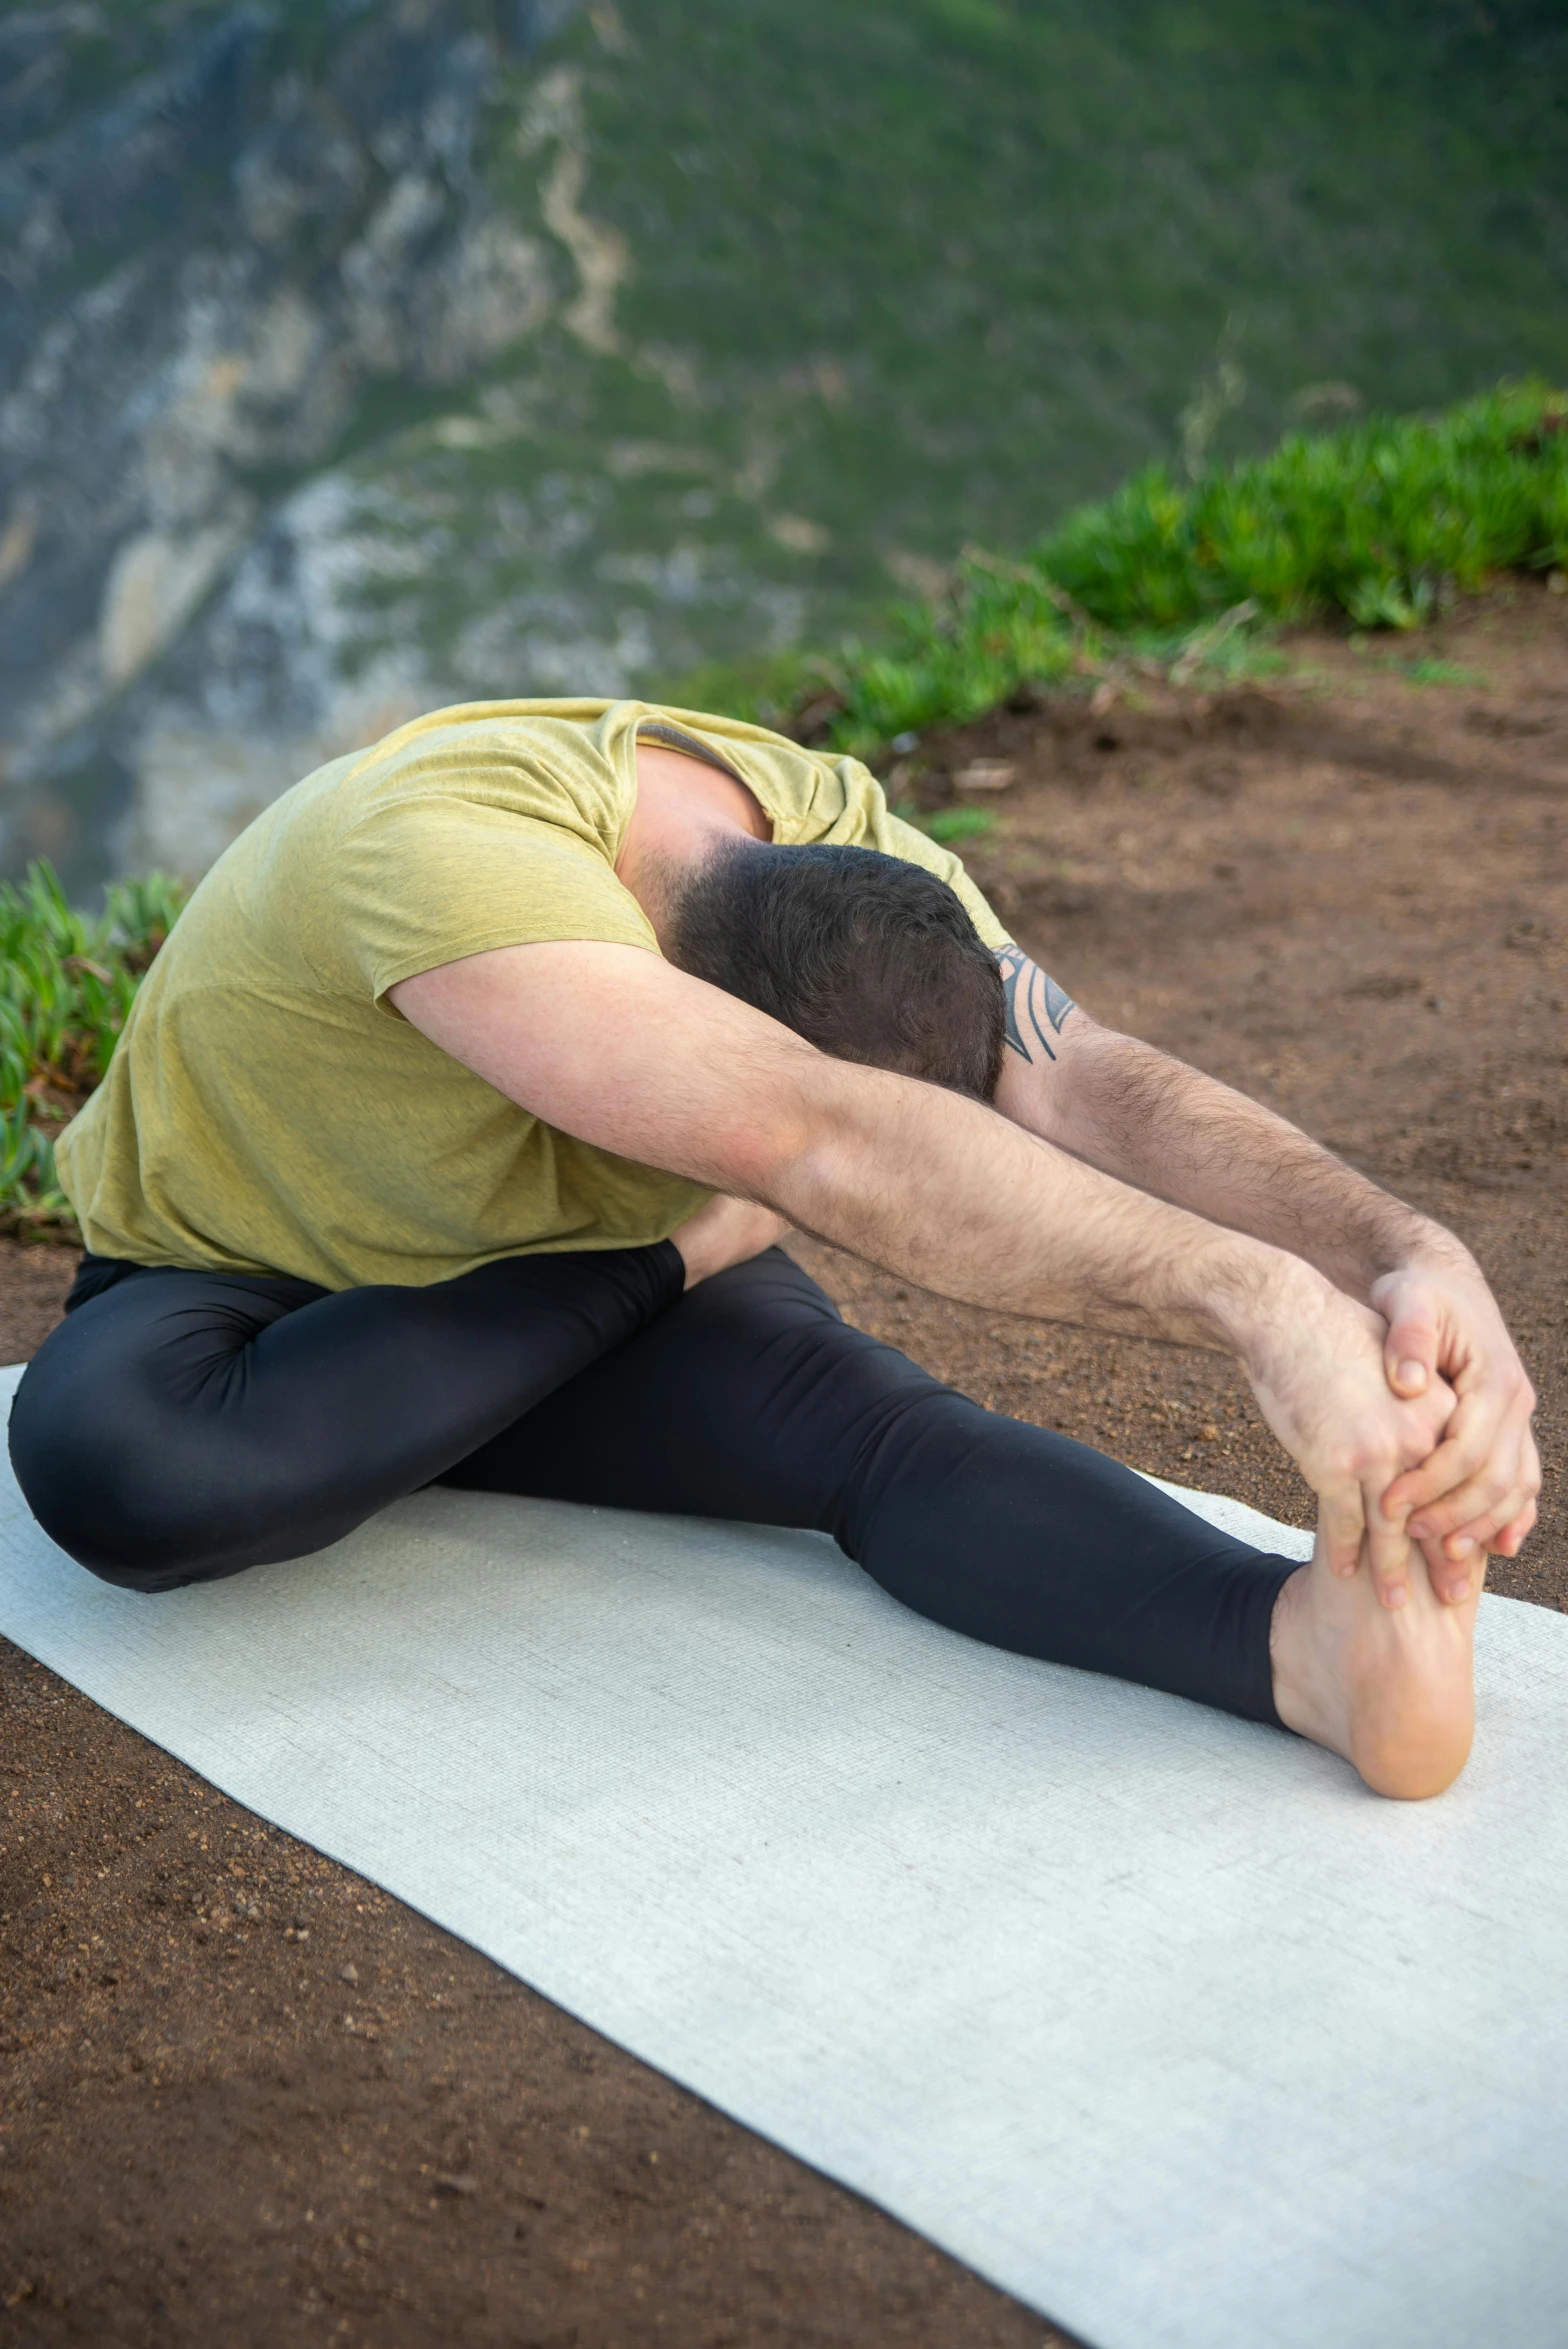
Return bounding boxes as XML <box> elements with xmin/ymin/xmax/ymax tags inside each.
<box><xmin>2</xmin><ymin>1</ymin><xmax>645</xmax><ymax>879</ymax></box>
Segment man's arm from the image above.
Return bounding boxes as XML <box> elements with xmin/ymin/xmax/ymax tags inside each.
<box><xmin>995</xmin><ymin>953</ymin><xmax>1439</xmax><ymax>1296</ymax></box>
<box><xmin>391</xmin><ymin>939</ymin><xmax>1455</xmax><ymax>1606</ymax></box>
<box><xmin>991</xmin><ymin>949</ymin><xmax>1540</xmax><ymax>1578</ymax></box>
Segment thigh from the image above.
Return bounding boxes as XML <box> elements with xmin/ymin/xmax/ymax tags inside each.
<box><xmin>445</xmin><ymin>1245</ymin><xmax>919</xmax><ymax>1529</ymax></box>
<box><xmin>449</xmin><ymin>1247</ymin><xmax>1297</xmax><ymax>1726</ymax></box>
<box><xmin>8</xmin><ymin>1244</ymin><xmax>682</xmax><ymax>1589</ymax></box>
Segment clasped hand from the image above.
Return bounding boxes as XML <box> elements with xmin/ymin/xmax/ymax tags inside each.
<box><xmin>1247</xmin><ymin>1260</ymin><xmax>1538</xmax><ymax>1611</ymax></box>
<box><xmin>1371</xmin><ymin>1262</ymin><xmax>1539</xmax><ymax>1581</ymax></box>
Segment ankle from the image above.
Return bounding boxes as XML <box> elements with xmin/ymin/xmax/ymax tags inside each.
<box><xmin>1269</xmin><ymin>1556</ymin><xmax>1476</xmax><ymax>1801</ymax></box>
<box><xmin>1268</xmin><ymin>1565</ymin><xmax>1333</xmax><ymax>1744</ymax></box>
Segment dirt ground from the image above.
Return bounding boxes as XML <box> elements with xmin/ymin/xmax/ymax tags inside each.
<box><xmin>2</xmin><ymin>584</ymin><xmax>1564</xmax><ymax>2346</ymax></box>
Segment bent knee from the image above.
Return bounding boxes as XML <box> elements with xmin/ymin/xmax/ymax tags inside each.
<box><xmin>8</xmin><ymin>1388</ymin><xmax>218</xmax><ymax>1593</ymax></box>
<box><xmin>65</xmin><ymin>1543</ymin><xmax>196</xmax><ymax>1596</ymax></box>
<box><xmin>12</xmin><ymin>1463</ymin><xmax>213</xmax><ymax>1592</ymax></box>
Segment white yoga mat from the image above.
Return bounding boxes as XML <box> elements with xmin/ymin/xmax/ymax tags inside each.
<box><xmin>2</xmin><ymin>1359</ymin><xmax>1565</xmax><ymax>2349</ymax></box>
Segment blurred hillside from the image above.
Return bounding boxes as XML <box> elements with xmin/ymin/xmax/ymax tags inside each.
<box><xmin>2</xmin><ymin>0</ymin><xmax>1566</xmax><ymax>887</ymax></box>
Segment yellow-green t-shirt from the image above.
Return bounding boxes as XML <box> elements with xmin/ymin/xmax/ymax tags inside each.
<box><xmin>56</xmin><ymin>697</ymin><xmax>1010</xmax><ymax>1290</ymax></box>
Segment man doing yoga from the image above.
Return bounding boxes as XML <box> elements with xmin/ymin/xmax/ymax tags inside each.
<box><xmin>9</xmin><ymin>699</ymin><xmax>1539</xmax><ymax>1799</ymax></box>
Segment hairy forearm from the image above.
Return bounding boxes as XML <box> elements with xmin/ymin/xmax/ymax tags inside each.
<box><xmin>1022</xmin><ymin>1023</ymin><xmax>1471</xmax><ymax>1301</ymax></box>
<box><xmin>770</xmin><ymin>1054</ymin><xmax>1317</xmax><ymax>1357</ymax></box>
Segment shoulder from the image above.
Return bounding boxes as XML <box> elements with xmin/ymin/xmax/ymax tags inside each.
<box><xmin>293</xmin><ymin>706</ymin><xmax>628</xmax><ymax>867</ymax></box>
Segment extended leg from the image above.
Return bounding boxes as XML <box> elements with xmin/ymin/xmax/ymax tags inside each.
<box><xmin>8</xmin><ymin>1244</ymin><xmax>683</xmax><ymax>1590</ymax></box>
<box><xmin>447</xmin><ymin>1249</ymin><xmax>1300</xmax><ymax>1725</ymax></box>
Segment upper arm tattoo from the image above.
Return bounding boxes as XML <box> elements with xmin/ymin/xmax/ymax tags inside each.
<box><xmin>995</xmin><ymin>946</ymin><xmax>1077</xmax><ymax>1064</ymax></box>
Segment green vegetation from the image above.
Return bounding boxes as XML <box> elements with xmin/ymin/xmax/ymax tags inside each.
<box><xmin>572</xmin><ymin>0</ymin><xmax>1568</xmax><ymax>631</ymax></box>
<box><xmin>1036</xmin><ymin>381</ymin><xmax>1568</xmax><ymax>629</ymax></box>
<box><xmin>305</xmin><ymin>0</ymin><xmax>1568</xmax><ymax>742</ymax></box>
<box><xmin>923</xmin><ymin>808</ymin><xmax>998</xmax><ymax>846</ymax></box>
<box><xmin>689</xmin><ymin>382</ymin><xmax>1568</xmax><ymax>755</ymax></box>
<box><xmin>1364</xmin><ymin>654</ymin><xmax>1488</xmax><ymax>687</ymax></box>
<box><xmin>1</xmin><ymin>866</ymin><xmax>187</xmax><ymax>1238</ymax></box>
<box><xmin>4</xmin><ymin>383</ymin><xmax>1565</xmax><ymax>1238</ymax></box>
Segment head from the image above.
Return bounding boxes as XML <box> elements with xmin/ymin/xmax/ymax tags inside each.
<box><xmin>667</xmin><ymin>837</ymin><xmax>1005</xmax><ymax>1102</ymax></box>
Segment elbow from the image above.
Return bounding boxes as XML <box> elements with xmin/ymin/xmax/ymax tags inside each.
<box><xmin>707</xmin><ymin>1049</ymin><xmax>854</xmax><ymax>1210</ymax></box>
<box><xmin>714</xmin><ymin>1102</ymin><xmax>814</xmax><ymax>1207</ymax></box>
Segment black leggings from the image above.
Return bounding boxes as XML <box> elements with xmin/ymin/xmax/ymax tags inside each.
<box><xmin>7</xmin><ymin>1245</ymin><xmax>1298</xmax><ymax>1726</ymax></box>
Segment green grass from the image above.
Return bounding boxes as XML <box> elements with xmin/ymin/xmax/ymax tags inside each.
<box><xmin>1354</xmin><ymin>650</ymin><xmax>1489</xmax><ymax>686</ymax></box>
<box><xmin>685</xmin><ymin>381</ymin><xmax>1568</xmax><ymax>754</ymax></box>
<box><xmin>0</xmin><ymin>865</ymin><xmax>187</xmax><ymax>1238</ymax></box>
<box><xmin>570</xmin><ymin>0</ymin><xmax>1568</xmax><ymax>631</ymax></box>
<box><xmin>1403</xmin><ymin>659</ymin><xmax>1488</xmax><ymax>684</ymax></box>
<box><xmin>1035</xmin><ymin>379</ymin><xmax>1568</xmax><ymax>628</ymax></box>
<box><xmin>919</xmin><ymin>807</ymin><xmax>999</xmax><ymax>846</ymax></box>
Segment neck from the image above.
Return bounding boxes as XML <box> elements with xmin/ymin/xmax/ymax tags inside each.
<box><xmin>617</xmin><ymin>741</ymin><xmax>771</xmax><ymax>951</ymax></box>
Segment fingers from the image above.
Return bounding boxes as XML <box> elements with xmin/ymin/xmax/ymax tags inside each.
<box><xmin>1362</xmin><ymin>1475</ymin><xmax>1415</xmax><ymax>1609</ymax></box>
<box><xmin>1419</xmin><ymin>1521</ymin><xmax>1491</xmax><ymax>1605</ymax></box>
<box><xmin>1414</xmin><ymin>1530</ymin><xmax>1488</xmax><ymax>1608</ymax></box>
<box><xmin>1318</xmin><ymin>1482</ymin><xmax>1367</xmax><ymax>1582</ymax></box>
<box><xmin>1405</xmin><ymin>1424</ymin><xmax>1539</xmax><ymax>1599</ymax></box>
<box><xmin>1404</xmin><ymin>1417</ymin><xmax>1540</xmax><ymax>1552</ymax></box>
<box><xmin>1433</xmin><ymin>1481</ymin><xmax>1536</xmax><ymax>1561</ymax></box>
<box><xmin>1383</xmin><ymin>1385</ymin><xmax>1502</xmax><ymax>1524</ymax></box>
<box><xmin>1337</xmin><ymin>1473</ymin><xmax>1425</xmax><ymax>1613</ymax></box>
<box><xmin>1379</xmin><ymin>1286</ymin><xmax>1440</xmax><ymax>1402</ymax></box>
<box><xmin>1308</xmin><ymin>1268</ymin><xmax>1536</xmax><ymax>1612</ymax></box>
<box><xmin>1430</xmin><ymin>1484</ymin><xmax>1530</xmax><ymax>1561</ymax></box>
<box><xmin>1491</xmin><ymin>1499</ymin><xmax>1539</xmax><ymax>1560</ymax></box>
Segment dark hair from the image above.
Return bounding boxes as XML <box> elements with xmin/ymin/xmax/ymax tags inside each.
<box><xmin>668</xmin><ymin>838</ymin><xmax>1005</xmax><ymax>1101</ymax></box>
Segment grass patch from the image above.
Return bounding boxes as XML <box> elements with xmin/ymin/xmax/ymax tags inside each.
<box><xmin>1402</xmin><ymin>658</ymin><xmax>1487</xmax><ymax>685</ymax></box>
<box><xmin>1360</xmin><ymin>651</ymin><xmax>1488</xmax><ymax>686</ymax></box>
<box><xmin>1</xmin><ymin>865</ymin><xmax>187</xmax><ymax>1239</ymax></box>
<box><xmin>915</xmin><ymin>806</ymin><xmax>999</xmax><ymax>846</ymax></box>
<box><xmin>1033</xmin><ymin>379</ymin><xmax>1567</xmax><ymax>630</ymax></box>
<box><xmin>683</xmin><ymin>381</ymin><xmax>1568</xmax><ymax>755</ymax></box>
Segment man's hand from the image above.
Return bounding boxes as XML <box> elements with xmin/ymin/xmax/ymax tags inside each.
<box><xmin>993</xmin><ymin>983</ymin><xmax>1539</xmax><ymax>1598</ymax></box>
<box><xmin>1373</xmin><ymin>1261</ymin><xmax>1540</xmax><ymax>1594</ymax></box>
<box><xmin>671</xmin><ymin>1195</ymin><xmax>791</xmax><ymax>1290</ymax></box>
<box><xmin>1238</xmin><ymin>1262</ymin><xmax>1459</xmax><ymax>1610</ymax></box>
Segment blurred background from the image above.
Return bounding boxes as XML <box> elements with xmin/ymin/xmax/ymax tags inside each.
<box><xmin>2</xmin><ymin>0</ymin><xmax>1566</xmax><ymax>891</ymax></box>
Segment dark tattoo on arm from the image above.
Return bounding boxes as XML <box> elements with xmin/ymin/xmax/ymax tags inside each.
<box><xmin>996</xmin><ymin>946</ymin><xmax>1077</xmax><ymax>1064</ymax></box>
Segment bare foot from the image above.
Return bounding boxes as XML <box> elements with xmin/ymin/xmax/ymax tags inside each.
<box><xmin>1269</xmin><ymin>1523</ymin><xmax>1482</xmax><ymax>1799</ymax></box>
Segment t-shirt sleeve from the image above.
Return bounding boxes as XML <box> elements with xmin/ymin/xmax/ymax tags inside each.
<box><xmin>832</xmin><ymin>759</ymin><xmax>1013</xmax><ymax>950</ymax></box>
<box><xmin>332</xmin><ymin>792</ymin><xmax>659</xmax><ymax>1006</ymax></box>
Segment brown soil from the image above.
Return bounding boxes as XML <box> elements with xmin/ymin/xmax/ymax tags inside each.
<box><xmin>2</xmin><ymin>584</ymin><xmax>1565</xmax><ymax>2346</ymax></box>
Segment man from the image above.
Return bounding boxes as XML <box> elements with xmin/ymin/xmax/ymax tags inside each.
<box><xmin>9</xmin><ymin>699</ymin><xmax>1539</xmax><ymax>1801</ymax></box>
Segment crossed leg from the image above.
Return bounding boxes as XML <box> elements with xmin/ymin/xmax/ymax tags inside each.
<box><xmin>8</xmin><ymin>1243</ymin><xmax>687</xmax><ymax>1588</ymax></box>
